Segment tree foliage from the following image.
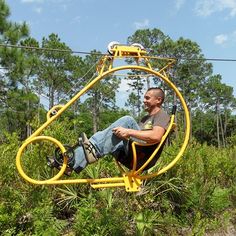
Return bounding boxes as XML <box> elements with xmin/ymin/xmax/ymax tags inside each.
<box><xmin>37</xmin><ymin>33</ymin><xmax>83</xmax><ymax>108</ymax></box>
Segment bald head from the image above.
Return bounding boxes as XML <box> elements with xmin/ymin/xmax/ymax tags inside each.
<box><xmin>147</xmin><ymin>87</ymin><xmax>165</xmax><ymax>104</ymax></box>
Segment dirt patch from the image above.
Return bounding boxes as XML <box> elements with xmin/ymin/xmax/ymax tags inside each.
<box><xmin>206</xmin><ymin>225</ymin><xmax>236</xmax><ymax>236</ymax></box>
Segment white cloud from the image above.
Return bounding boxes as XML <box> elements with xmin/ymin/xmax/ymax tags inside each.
<box><xmin>233</xmin><ymin>30</ymin><xmax>236</xmax><ymax>39</ymax></box>
<box><xmin>21</xmin><ymin>0</ymin><xmax>44</xmax><ymax>3</ymax></box>
<box><xmin>61</xmin><ymin>4</ymin><xmax>68</xmax><ymax>11</ymax></box>
<box><xmin>71</xmin><ymin>16</ymin><xmax>81</xmax><ymax>24</ymax></box>
<box><xmin>175</xmin><ymin>0</ymin><xmax>185</xmax><ymax>11</ymax></box>
<box><xmin>33</xmin><ymin>7</ymin><xmax>42</xmax><ymax>13</ymax></box>
<box><xmin>195</xmin><ymin>0</ymin><xmax>236</xmax><ymax>17</ymax></box>
<box><xmin>214</xmin><ymin>34</ymin><xmax>228</xmax><ymax>45</ymax></box>
<box><xmin>214</xmin><ymin>30</ymin><xmax>236</xmax><ymax>45</ymax></box>
<box><xmin>134</xmin><ymin>19</ymin><xmax>149</xmax><ymax>29</ymax></box>
<box><xmin>230</xmin><ymin>30</ymin><xmax>236</xmax><ymax>43</ymax></box>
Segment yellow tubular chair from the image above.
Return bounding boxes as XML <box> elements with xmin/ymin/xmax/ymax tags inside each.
<box><xmin>16</xmin><ymin>43</ymin><xmax>190</xmax><ymax>192</ymax></box>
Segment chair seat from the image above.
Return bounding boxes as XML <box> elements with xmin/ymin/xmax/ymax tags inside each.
<box><xmin>116</xmin><ymin>141</ymin><xmax>165</xmax><ymax>170</ymax></box>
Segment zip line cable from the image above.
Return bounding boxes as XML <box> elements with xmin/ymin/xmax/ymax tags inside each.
<box><xmin>0</xmin><ymin>43</ymin><xmax>104</xmax><ymax>56</ymax></box>
<box><xmin>1</xmin><ymin>43</ymin><xmax>236</xmax><ymax>62</ymax></box>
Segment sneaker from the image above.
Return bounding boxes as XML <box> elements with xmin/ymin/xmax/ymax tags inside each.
<box><xmin>81</xmin><ymin>132</ymin><xmax>98</xmax><ymax>164</ymax></box>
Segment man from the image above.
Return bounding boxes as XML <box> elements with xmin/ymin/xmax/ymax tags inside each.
<box><xmin>49</xmin><ymin>87</ymin><xmax>170</xmax><ymax>174</ymax></box>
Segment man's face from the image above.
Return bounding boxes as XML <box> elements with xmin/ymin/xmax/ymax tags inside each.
<box><xmin>143</xmin><ymin>90</ymin><xmax>161</xmax><ymax>112</ymax></box>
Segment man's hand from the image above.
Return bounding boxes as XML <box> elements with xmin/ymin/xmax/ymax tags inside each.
<box><xmin>113</xmin><ymin>125</ymin><xmax>165</xmax><ymax>144</ymax></box>
<box><xmin>112</xmin><ymin>127</ymin><xmax>130</xmax><ymax>139</ymax></box>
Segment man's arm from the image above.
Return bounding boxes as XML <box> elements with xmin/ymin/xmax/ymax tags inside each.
<box><xmin>112</xmin><ymin>126</ymin><xmax>165</xmax><ymax>144</ymax></box>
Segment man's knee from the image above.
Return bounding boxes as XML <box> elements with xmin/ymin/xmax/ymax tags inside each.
<box><xmin>118</xmin><ymin>115</ymin><xmax>136</xmax><ymax>124</ymax></box>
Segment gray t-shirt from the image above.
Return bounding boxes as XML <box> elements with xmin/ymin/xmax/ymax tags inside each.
<box><xmin>116</xmin><ymin>109</ymin><xmax>170</xmax><ymax>170</ymax></box>
<box><xmin>139</xmin><ymin>109</ymin><xmax>170</xmax><ymax>131</ymax></box>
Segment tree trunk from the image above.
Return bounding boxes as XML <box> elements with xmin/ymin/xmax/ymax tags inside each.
<box><xmin>219</xmin><ymin>112</ymin><xmax>226</xmax><ymax>147</ymax></box>
<box><xmin>49</xmin><ymin>85</ymin><xmax>55</xmax><ymax>109</ymax></box>
<box><xmin>223</xmin><ymin>110</ymin><xmax>228</xmax><ymax>146</ymax></box>
<box><xmin>216</xmin><ymin>101</ymin><xmax>220</xmax><ymax>148</ymax></box>
<box><xmin>26</xmin><ymin>123</ymin><xmax>32</xmax><ymax>138</ymax></box>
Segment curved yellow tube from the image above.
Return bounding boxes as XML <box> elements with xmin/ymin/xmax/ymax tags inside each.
<box><xmin>46</xmin><ymin>105</ymin><xmax>64</xmax><ymax>121</ymax></box>
<box><xmin>16</xmin><ymin>136</ymin><xmax>67</xmax><ymax>184</ymax></box>
<box><xmin>16</xmin><ymin>51</ymin><xmax>190</xmax><ymax>191</ymax></box>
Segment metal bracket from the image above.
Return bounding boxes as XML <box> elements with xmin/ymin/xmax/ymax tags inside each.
<box><xmin>123</xmin><ymin>174</ymin><xmax>142</xmax><ymax>192</ymax></box>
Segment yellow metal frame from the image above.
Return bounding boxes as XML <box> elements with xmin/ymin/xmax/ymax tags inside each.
<box><xmin>16</xmin><ymin>44</ymin><xmax>190</xmax><ymax>192</ymax></box>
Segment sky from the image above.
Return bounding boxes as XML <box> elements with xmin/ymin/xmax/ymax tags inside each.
<box><xmin>5</xmin><ymin>0</ymin><xmax>236</xmax><ymax>101</ymax></box>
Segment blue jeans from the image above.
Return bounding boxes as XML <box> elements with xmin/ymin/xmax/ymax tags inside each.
<box><xmin>73</xmin><ymin>116</ymin><xmax>140</xmax><ymax>171</ymax></box>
